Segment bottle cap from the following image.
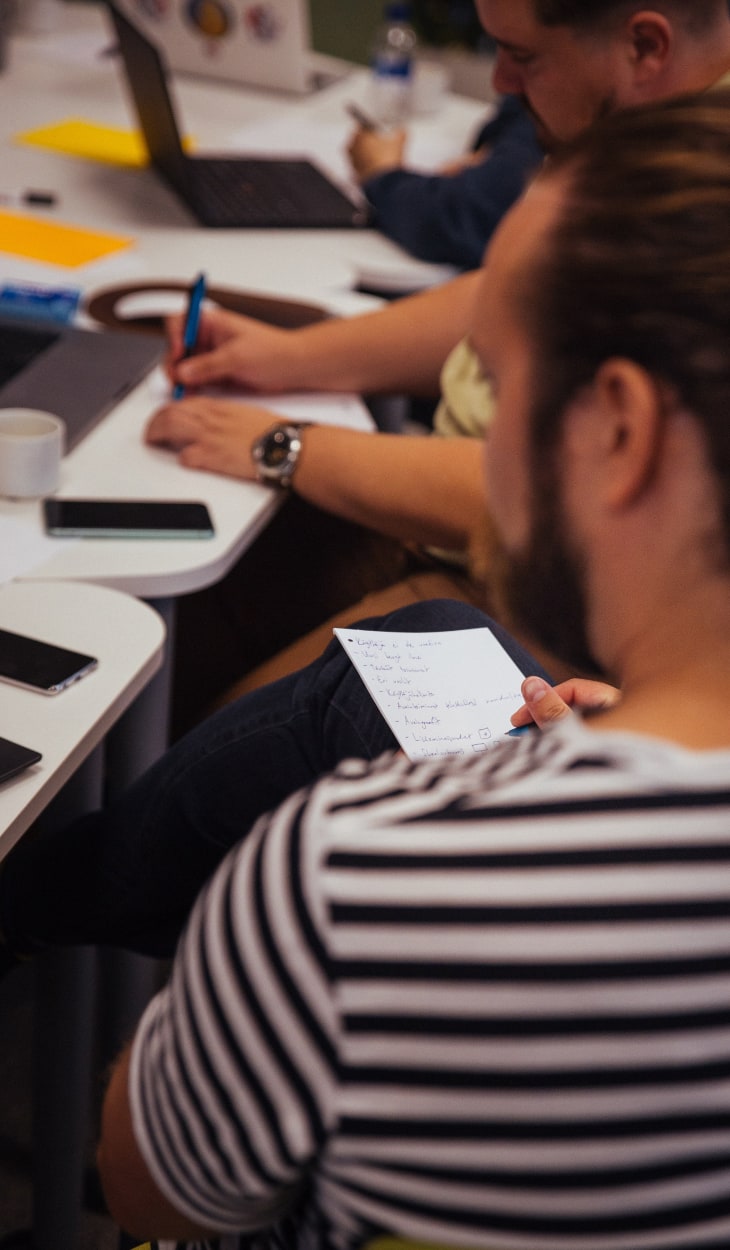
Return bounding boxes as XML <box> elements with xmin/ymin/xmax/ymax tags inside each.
<box><xmin>385</xmin><ymin>2</ymin><xmax>413</xmax><ymax>20</ymax></box>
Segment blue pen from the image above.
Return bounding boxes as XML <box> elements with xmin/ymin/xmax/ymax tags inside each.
<box><xmin>172</xmin><ymin>272</ymin><xmax>206</xmax><ymax>400</ymax></box>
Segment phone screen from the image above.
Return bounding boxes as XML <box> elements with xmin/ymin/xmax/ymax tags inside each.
<box><xmin>43</xmin><ymin>498</ymin><xmax>215</xmax><ymax>539</ymax></box>
<box><xmin>0</xmin><ymin>628</ymin><xmax>98</xmax><ymax>695</ymax></box>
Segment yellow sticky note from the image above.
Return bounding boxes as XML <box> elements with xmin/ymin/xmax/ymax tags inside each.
<box><xmin>15</xmin><ymin>117</ymin><xmax>195</xmax><ymax>167</ymax></box>
<box><xmin>15</xmin><ymin>118</ymin><xmax>150</xmax><ymax>168</ymax></box>
<box><xmin>0</xmin><ymin>210</ymin><xmax>133</xmax><ymax>268</ymax></box>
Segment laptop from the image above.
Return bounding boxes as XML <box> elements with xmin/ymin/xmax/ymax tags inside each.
<box><xmin>0</xmin><ymin>312</ymin><xmax>164</xmax><ymax>452</ymax></box>
<box><xmin>108</xmin><ymin>0</ymin><xmax>346</xmax><ymax>96</ymax></box>
<box><xmin>106</xmin><ymin>2</ymin><xmax>367</xmax><ymax>230</ymax></box>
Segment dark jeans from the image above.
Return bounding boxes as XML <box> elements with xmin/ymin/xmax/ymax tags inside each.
<box><xmin>0</xmin><ymin>600</ymin><xmax>550</xmax><ymax>958</ymax></box>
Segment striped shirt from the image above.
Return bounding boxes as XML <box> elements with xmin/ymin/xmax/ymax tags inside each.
<box><xmin>130</xmin><ymin>718</ymin><xmax>730</xmax><ymax>1250</ymax></box>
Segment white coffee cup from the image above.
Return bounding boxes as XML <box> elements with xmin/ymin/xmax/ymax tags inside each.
<box><xmin>0</xmin><ymin>408</ymin><xmax>65</xmax><ymax>498</ymax></box>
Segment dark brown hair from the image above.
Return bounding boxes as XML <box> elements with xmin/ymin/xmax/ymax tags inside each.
<box><xmin>519</xmin><ymin>88</ymin><xmax>730</xmax><ymax>553</ymax></box>
<box><xmin>534</xmin><ymin>0</ymin><xmax>726</xmax><ymax>34</ymax></box>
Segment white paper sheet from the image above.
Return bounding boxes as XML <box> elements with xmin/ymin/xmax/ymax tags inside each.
<box><xmin>334</xmin><ymin>626</ymin><xmax>526</xmax><ymax>761</ymax></box>
<box><xmin>145</xmin><ymin>365</ymin><xmax>374</xmax><ymax>433</ymax></box>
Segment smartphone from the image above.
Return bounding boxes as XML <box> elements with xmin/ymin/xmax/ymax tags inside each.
<box><xmin>43</xmin><ymin>498</ymin><xmax>215</xmax><ymax>539</ymax></box>
<box><xmin>0</xmin><ymin>628</ymin><xmax>98</xmax><ymax>695</ymax></box>
<box><xmin>0</xmin><ymin>734</ymin><xmax>42</xmax><ymax>781</ymax></box>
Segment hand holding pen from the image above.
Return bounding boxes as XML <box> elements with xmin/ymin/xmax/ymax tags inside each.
<box><xmin>345</xmin><ymin>105</ymin><xmax>407</xmax><ymax>183</ymax></box>
<box><xmin>172</xmin><ymin>271</ymin><xmax>206</xmax><ymax>400</ymax></box>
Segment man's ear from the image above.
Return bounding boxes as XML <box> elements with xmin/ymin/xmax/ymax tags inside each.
<box><xmin>625</xmin><ymin>10</ymin><xmax>673</xmax><ymax>86</ymax></box>
<box><xmin>566</xmin><ymin>358</ymin><xmax>664</xmax><ymax>510</ymax></box>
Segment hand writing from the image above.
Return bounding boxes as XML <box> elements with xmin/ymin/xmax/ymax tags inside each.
<box><xmin>347</xmin><ymin>126</ymin><xmax>407</xmax><ymax>182</ymax></box>
<box><xmin>165</xmin><ymin>306</ymin><xmax>298</xmax><ymax>394</ymax></box>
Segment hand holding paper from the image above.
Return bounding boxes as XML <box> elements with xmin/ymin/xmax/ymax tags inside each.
<box><xmin>335</xmin><ymin>626</ymin><xmax>525</xmax><ymax>761</ymax></box>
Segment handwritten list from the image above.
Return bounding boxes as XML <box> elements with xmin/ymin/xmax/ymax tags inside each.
<box><xmin>334</xmin><ymin>627</ymin><xmax>525</xmax><ymax>761</ymax></box>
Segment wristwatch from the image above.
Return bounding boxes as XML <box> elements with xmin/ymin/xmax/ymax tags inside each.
<box><xmin>251</xmin><ymin>422</ymin><xmax>306</xmax><ymax>487</ymax></box>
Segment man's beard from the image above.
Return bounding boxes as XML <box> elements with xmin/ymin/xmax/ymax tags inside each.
<box><xmin>478</xmin><ymin>472</ymin><xmax>604</xmax><ymax>680</ymax></box>
<box><xmin>523</xmin><ymin>89</ymin><xmax>618</xmax><ymax>155</ymax></box>
<box><xmin>526</xmin><ymin>105</ymin><xmax>558</xmax><ymax>154</ymax></box>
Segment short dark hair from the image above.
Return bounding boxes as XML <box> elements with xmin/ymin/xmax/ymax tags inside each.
<box><xmin>519</xmin><ymin>88</ymin><xmax>730</xmax><ymax>558</ymax></box>
<box><xmin>534</xmin><ymin>0</ymin><xmax>726</xmax><ymax>33</ymax></box>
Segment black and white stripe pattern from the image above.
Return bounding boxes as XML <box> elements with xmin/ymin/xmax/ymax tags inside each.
<box><xmin>130</xmin><ymin>719</ymin><xmax>730</xmax><ymax>1250</ymax></box>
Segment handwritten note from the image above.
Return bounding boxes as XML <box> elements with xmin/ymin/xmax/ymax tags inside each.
<box><xmin>334</xmin><ymin>627</ymin><xmax>525</xmax><ymax>761</ymax></box>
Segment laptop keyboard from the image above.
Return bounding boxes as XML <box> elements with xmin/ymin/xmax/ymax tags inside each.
<box><xmin>196</xmin><ymin>158</ymin><xmax>356</xmax><ymax>227</ymax></box>
<box><xmin>0</xmin><ymin>323</ymin><xmax>59</xmax><ymax>386</ymax></box>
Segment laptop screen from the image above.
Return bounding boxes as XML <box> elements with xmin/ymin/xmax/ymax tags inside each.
<box><xmin>107</xmin><ymin>2</ymin><xmax>192</xmax><ymax>200</ymax></box>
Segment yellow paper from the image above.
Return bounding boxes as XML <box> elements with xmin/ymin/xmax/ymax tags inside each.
<box><xmin>0</xmin><ymin>210</ymin><xmax>133</xmax><ymax>268</ymax></box>
<box><xmin>15</xmin><ymin>117</ymin><xmax>195</xmax><ymax>167</ymax></box>
<box><xmin>15</xmin><ymin>118</ymin><xmax>149</xmax><ymax>167</ymax></box>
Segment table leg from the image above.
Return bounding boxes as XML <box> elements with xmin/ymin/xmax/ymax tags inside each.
<box><xmin>97</xmin><ymin>597</ymin><xmax>175</xmax><ymax>1076</ymax></box>
<box><xmin>32</xmin><ymin>596</ymin><xmax>174</xmax><ymax>1250</ymax></box>
<box><xmin>104</xmin><ymin>598</ymin><xmax>175</xmax><ymax>783</ymax></box>
<box><xmin>31</xmin><ymin>750</ymin><xmax>103</xmax><ymax>1250</ymax></box>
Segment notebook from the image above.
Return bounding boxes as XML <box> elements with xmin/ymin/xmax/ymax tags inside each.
<box><xmin>0</xmin><ymin>313</ymin><xmax>164</xmax><ymax>452</ymax></box>
<box><xmin>108</xmin><ymin>0</ymin><xmax>345</xmax><ymax>95</ymax></box>
<box><xmin>106</xmin><ymin>2</ymin><xmax>367</xmax><ymax>230</ymax></box>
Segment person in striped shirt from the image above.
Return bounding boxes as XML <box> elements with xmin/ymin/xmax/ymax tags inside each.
<box><xmin>96</xmin><ymin>91</ymin><xmax>730</xmax><ymax>1250</ymax></box>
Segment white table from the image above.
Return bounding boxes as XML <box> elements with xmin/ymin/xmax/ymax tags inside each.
<box><xmin>0</xmin><ymin>2</ymin><xmax>486</xmax><ymax>634</ymax></box>
<box><xmin>0</xmin><ymin>373</ymin><xmax>376</xmax><ymax>753</ymax></box>
<box><xmin>0</xmin><ymin>577</ymin><xmax>164</xmax><ymax>858</ymax></box>
<box><xmin>0</xmin><ymin>375</ymin><xmax>375</xmax><ymax>597</ymax></box>
<box><xmin>0</xmin><ymin>579</ymin><xmax>165</xmax><ymax>1250</ymax></box>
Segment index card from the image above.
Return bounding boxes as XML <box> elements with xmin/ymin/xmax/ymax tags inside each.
<box><xmin>335</xmin><ymin>626</ymin><xmax>526</xmax><ymax>761</ymax></box>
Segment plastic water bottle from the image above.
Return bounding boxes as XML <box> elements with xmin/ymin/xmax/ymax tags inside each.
<box><xmin>369</xmin><ymin>2</ymin><xmax>418</xmax><ymax>128</ymax></box>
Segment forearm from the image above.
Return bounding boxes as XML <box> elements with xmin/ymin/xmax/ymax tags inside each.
<box><xmin>292</xmin><ymin>426</ymin><xmax>485</xmax><ymax>550</ymax></box>
<box><xmin>287</xmin><ymin>270</ymin><xmax>481</xmax><ymax>397</ymax></box>
<box><xmin>98</xmin><ymin>1045</ymin><xmax>213</xmax><ymax>1241</ymax></box>
<box><xmin>99</xmin><ymin>1040</ymin><xmax>294</xmax><ymax>1240</ymax></box>
<box><xmin>363</xmin><ymin>131</ymin><xmax>543</xmax><ymax>271</ymax></box>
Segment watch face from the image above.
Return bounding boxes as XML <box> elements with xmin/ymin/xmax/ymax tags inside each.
<box><xmin>263</xmin><ymin>429</ymin><xmax>292</xmax><ymax>466</ymax></box>
<box><xmin>253</xmin><ymin>424</ymin><xmax>303</xmax><ymax>484</ymax></box>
